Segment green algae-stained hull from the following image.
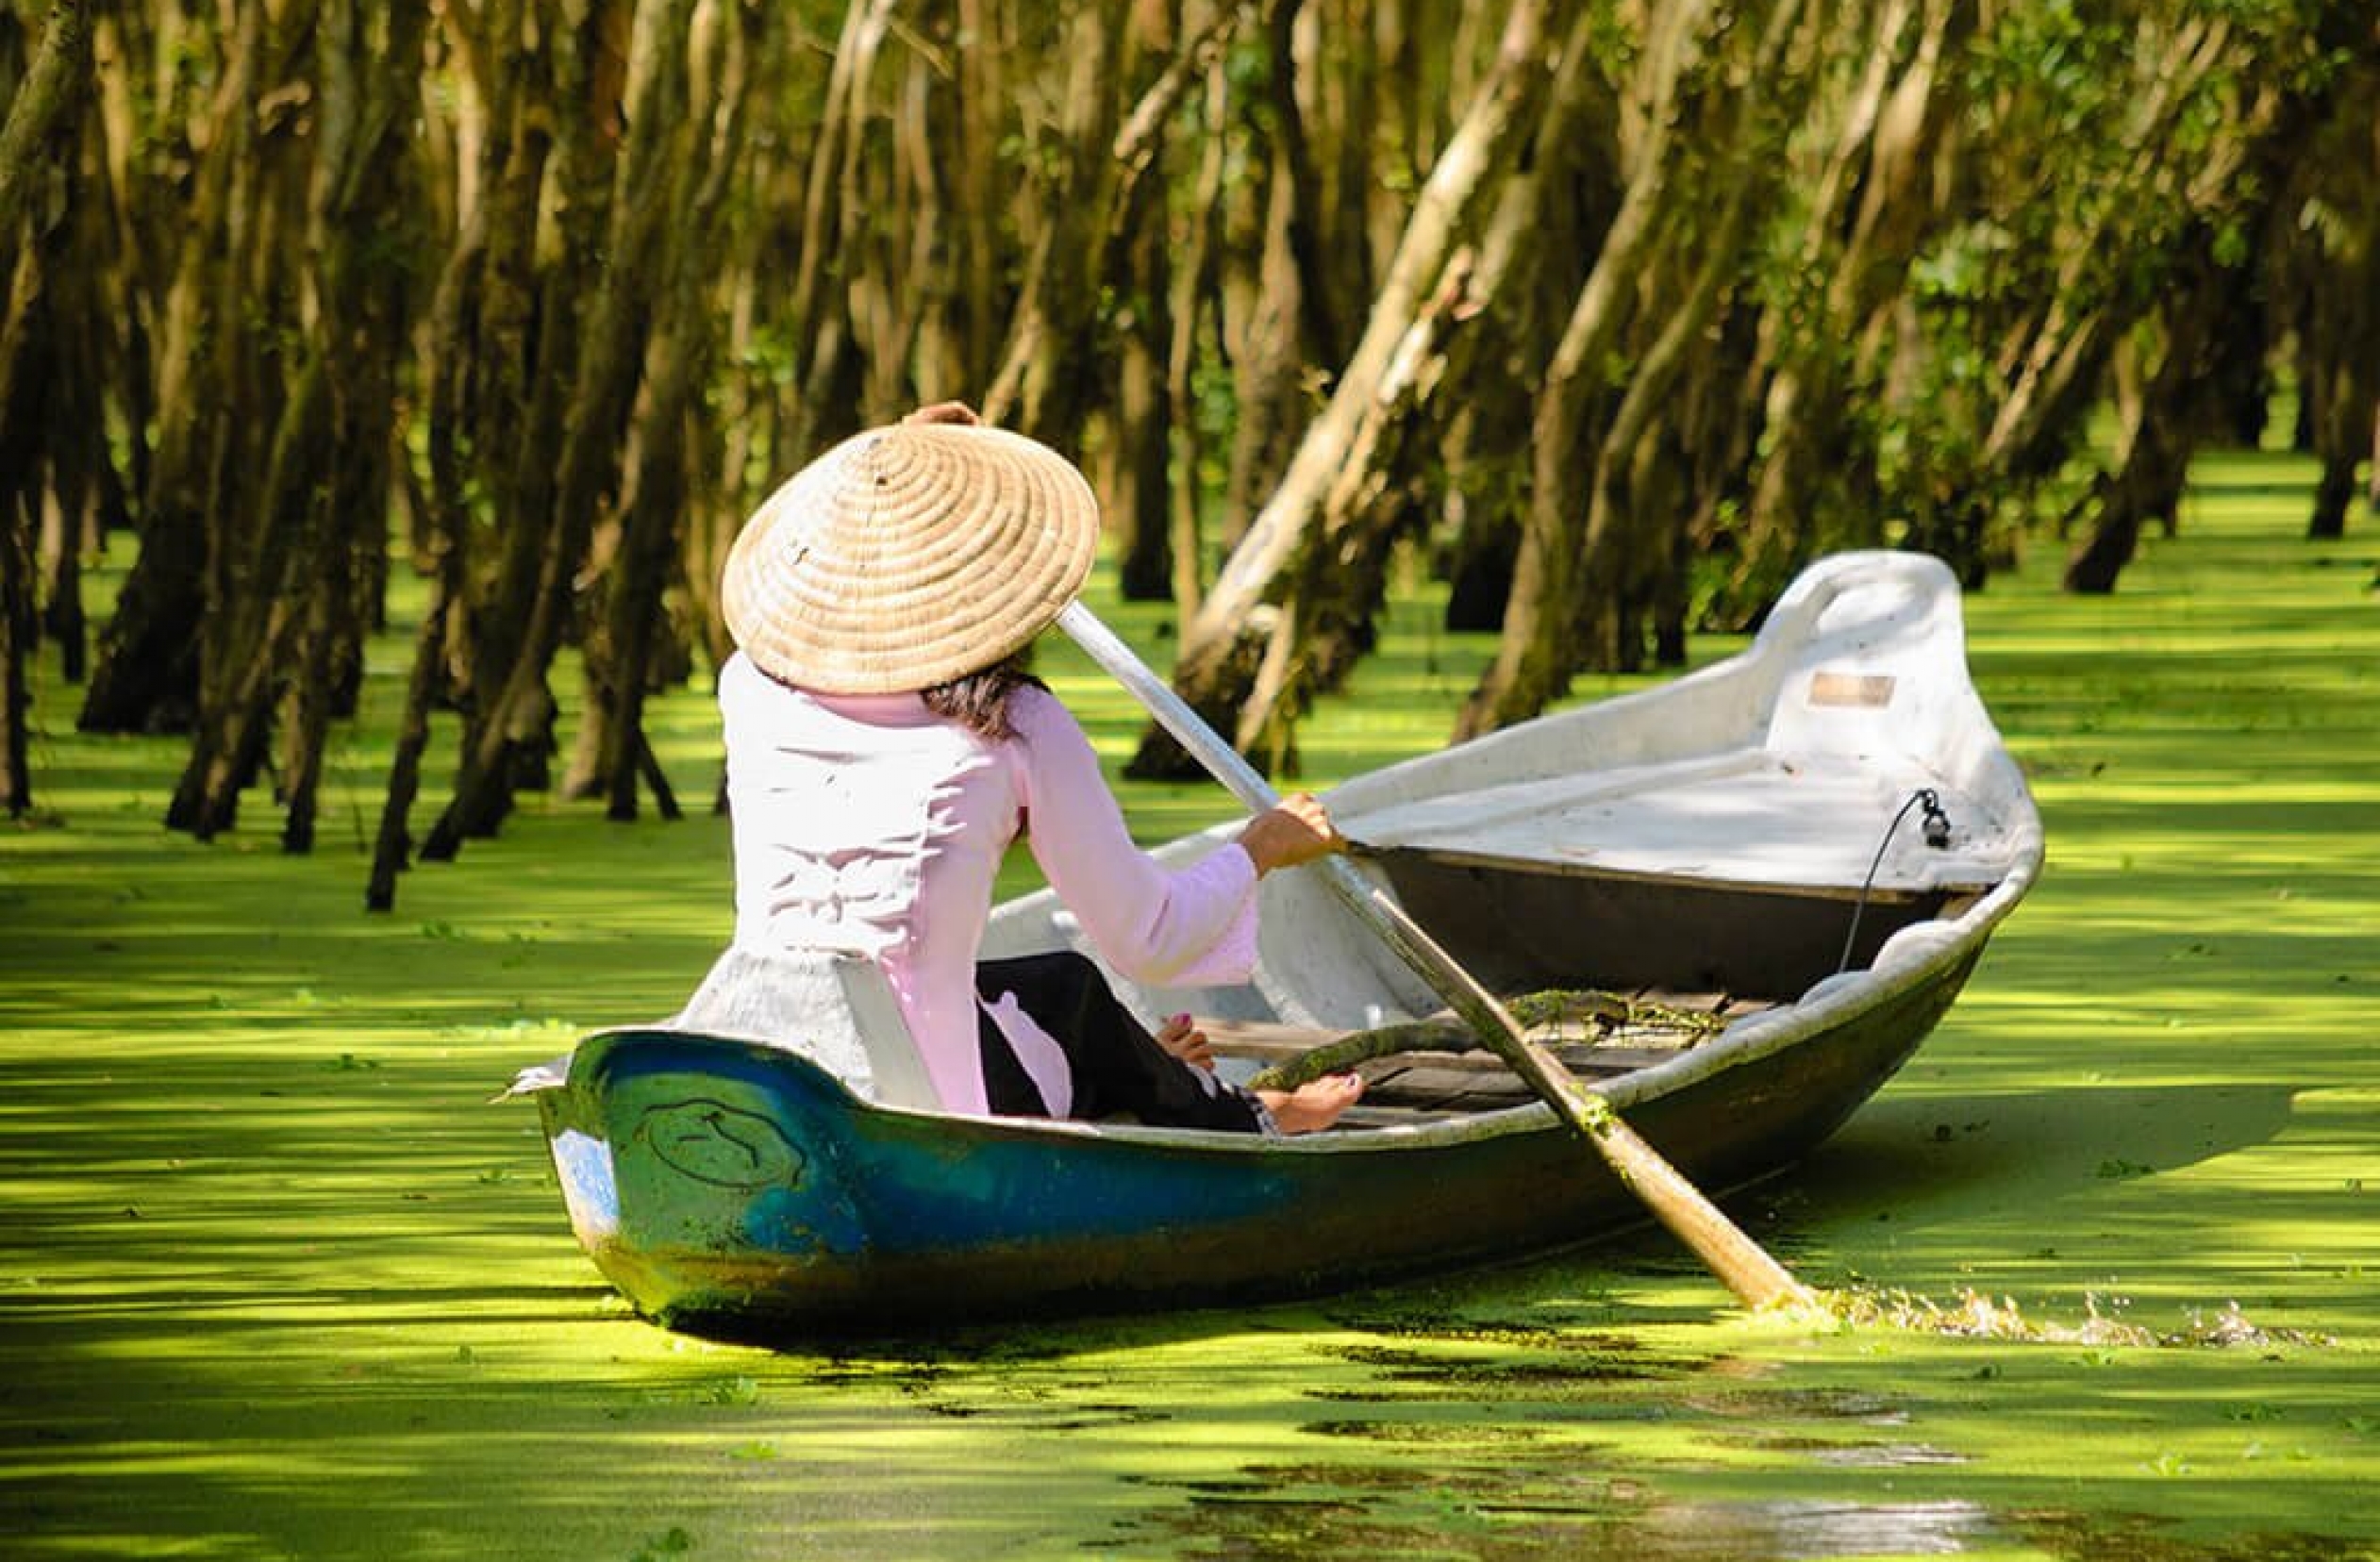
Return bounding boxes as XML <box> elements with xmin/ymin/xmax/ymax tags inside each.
<box><xmin>534</xmin><ymin>951</ymin><xmax>1980</xmax><ymax>1333</ymax></box>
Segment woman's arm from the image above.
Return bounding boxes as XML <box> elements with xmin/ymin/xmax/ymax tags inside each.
<box><xmin>1010</xmin><ymin>688</ymin><xmax>1339</xmax><ymax>986</ymax></box>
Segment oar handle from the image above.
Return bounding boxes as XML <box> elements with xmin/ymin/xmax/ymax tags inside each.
<box><xmin>1055</xmin><ymin>602</ymin><xmax>1274</xmax><ymax>814</ymax></box>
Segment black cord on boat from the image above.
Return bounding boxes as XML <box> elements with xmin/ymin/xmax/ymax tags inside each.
<box><xmin>1836</xmin><ymin>789</ymin><xmax>1954</xmax><ymax>975</ymax></box>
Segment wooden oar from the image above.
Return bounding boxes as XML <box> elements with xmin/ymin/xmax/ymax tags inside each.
<box><xmin>1057</xmin><ymin>601</ymin><xmax>1814</xmax><ymax>1313</ymax></box>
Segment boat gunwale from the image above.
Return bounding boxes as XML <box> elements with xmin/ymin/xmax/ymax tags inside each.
<box><xmin>558</xmin><ymin>837</ymin><xmax>2036</xmax><ymax>1162</ymax></box>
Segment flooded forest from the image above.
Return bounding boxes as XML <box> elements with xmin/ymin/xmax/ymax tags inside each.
<box><xmin>3</xmin><ymin>0</ymin><xmax>2376</xmax><ymax>898</ymax></box>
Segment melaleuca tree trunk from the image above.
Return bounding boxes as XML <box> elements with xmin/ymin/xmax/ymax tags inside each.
<box><xmin>1207</xmin><ymin>0</ymin><xmax>1334</xmax><ymax>559</ymax></box>
<box><xmin>1435</xmin><ymin>25</ymin><xmax>1626</xmax><ymax>643</ymax></box>
<box><xmin>0</xmin><ymin>0</ymin><xmax>95</xmax><ymax>811</ymax></box>
<box><xmin>1460</xmin><ymin>0</ymin><xmax>1794</xmax><ymax>738</ymax></box>
<box><xmin>1716</xmin><ymin>0</ymin><xmax>1972</xmax><ymax>622</ymax></box>
<box><xmin>1232</xmin><ymin>3</ymin><xmax>1607</xmax><ymax>763</ymax></box>
<box><xmin>1107</xmin><ymin>188</ymin><xmax>1177</xmax><ymax>602</ymax></box>
<box><xmin>164</xmin><ymin>0</ymin><xmax>428</xmax><ymax>843</ymax></box>
<box><xmin>2047</xmin><ymin>8</ymin><xmax>2369</xmax><ymax>585</ymax></box>
<box><xmin>367</xmin><ymin>0</ymin><xmax>544</xmax><ymax>901</ymax></box>
<box><xmin>75</xmin><ymin>0</ymin><xmax>227</xmax><ymax>739</ymax></box>
<box><xmin>0</xmin><ymin>0</ymin><xmax>91</xmax><ymax>241</ymax></box>
<box><xmin>0</xmin><ymin>506</ymin><xmax>29</xmax><ymax>815</ymax></box>
<box><xmin>1101</xmin><ymin>2</ymin><xmax>1260</xmax><ymax>603</ymax></box>
<box><xmin>2063</xmin><ymin>238</ymin><xmax>2237</xmax><ymax>593</ymax></box>
<box><xmin>34</xmin><ymin>108</ymin><xmax>144</xmax><ymax>691</ymax></box>
<box><xmin>418</xmin><ymin>0</ymin><xmax>641</xmax><ymax>860</ymax></box>
<box><xmin>1896</xmin><ymin>8</ymin><xmax>2320</xmax><ymax>590</ymax></box>
<box><xmin>147</xmin><ymin>1</ymin><xmax>309</xmax><ymax>832</ymax></box>
<box><xmin>567</xmin><ymin>0</ymin><xmax>755</xmax><ymax>822</ymax></box>
<box><xmin>1160</xmin><ymin>47</ymin><xmax>1233</xmax><ymax>624</ymax></box>
<box><xmin>0</xmin><ymin>396</ymin><xmax>32</xmax><ymax>812</ymax></box>
<box><xmin>1130</xmin><ymin>0</ymin><xmax>1553</xmax><ymax>776</ymax></box>
<box><xmin>269</xmin><ymin>0</ymin><xmax>430</xmax><ymax>853</ymax></box>
<box><xmin>4</xmin><ymin>0</ymin><xmax>111</xmax><ymax>697</ymax></box>
<box><xmin>981</xmin><ymin>2</ymin><xmax>1127</xmax><ymax>446</ymax></box>
<box><xmin>2289</xmin><ymin>83</ymin><xmax>2379</xmax><ymax>541</ymax></box>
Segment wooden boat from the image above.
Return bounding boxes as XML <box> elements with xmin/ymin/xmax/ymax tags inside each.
<box><xmin>512</xmin><ymin>551</ymin><xmax>2041</xmax><ymax>1333</ymax></box>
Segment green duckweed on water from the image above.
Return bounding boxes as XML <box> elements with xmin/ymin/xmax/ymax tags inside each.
<box><xmin>5</xmin><ymin>449</ymin><xmax>2378</xmax><ymax>1560</ymax></box>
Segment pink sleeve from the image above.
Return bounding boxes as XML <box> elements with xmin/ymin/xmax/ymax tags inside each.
<box><xmin>1008</xmin><ymin>688</ymin><xmax>1260</xmax><ymax>988</ymax></box>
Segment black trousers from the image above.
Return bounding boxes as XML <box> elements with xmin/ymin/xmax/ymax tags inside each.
<box><xmin>974</xmin><ymin>951</ymin><xmax>1266</xmax><ymax>1133</ymax></box>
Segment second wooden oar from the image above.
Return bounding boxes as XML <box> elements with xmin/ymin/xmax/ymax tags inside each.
<box><xmin>1056</xmin><ymin>600</ymin><xmax>1815</xmax><ymax>1314</ymax></box>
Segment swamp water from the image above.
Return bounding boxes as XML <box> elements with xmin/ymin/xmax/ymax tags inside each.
<box><xmin>5</xmin><ymin>457</ymin><xmax>2377</xmax><ymax>1559</ymax></box>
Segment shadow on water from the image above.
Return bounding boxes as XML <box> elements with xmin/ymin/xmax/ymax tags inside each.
<box><xmin>1754</xmin><ymin>1082</ymin><xmax>2304</xmax><ymax>1238</ymax></box>
<box><xmin>1071</xmin><ymin>1070</ymin><xmax>2339</xmax><ymax>1562</ymax></box>
<box><xmin>1107</xmin><ymin>1316</ymin><xmax>2378</xmax><ymax>1561</ymax></box>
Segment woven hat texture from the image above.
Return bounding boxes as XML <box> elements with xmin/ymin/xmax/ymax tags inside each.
<box><xmin>721</xmin><ymin>422</ymin><xmax>1100</xmax><ymax>694</ymax></box>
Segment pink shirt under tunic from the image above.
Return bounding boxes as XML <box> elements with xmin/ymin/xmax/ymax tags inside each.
<box><xmin>718</xmin><ymin>652</ymin><xmax>1259</xmax><ymax>1115</ymax></box>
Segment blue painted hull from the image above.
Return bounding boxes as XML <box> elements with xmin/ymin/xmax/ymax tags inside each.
<box><xmin>532</xmin><ymin>950</ymin><xmax>1978</xmax><ymax>1333</ymax></box>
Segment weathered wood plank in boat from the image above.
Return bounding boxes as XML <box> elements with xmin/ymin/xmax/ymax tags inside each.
<box><xmin>1364</xmin><ymin>1045</ymin><xmax>1695</xmax><ymax>1076</ymax></box>
<box><xmin>1366</xmin><ymin>1064</ymin><xmax>1512</xmax><ymax>1100</ymax></box>
<box><xmin>1198</xmin><ymin>1016</ymin><xmax>1725</xmax><ymax>1074</ymax></box>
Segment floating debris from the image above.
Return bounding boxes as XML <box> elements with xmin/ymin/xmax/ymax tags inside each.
<box><xmin>1800</xmin><ymin>1288</ymin><xmax>2334</xmax><ymax>1349</ymax></box>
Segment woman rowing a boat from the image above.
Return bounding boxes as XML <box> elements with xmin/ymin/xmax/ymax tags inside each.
<box><xmin>713</xmin><ymin>402</ymin><xmax>1364</xmax><ymax>1135</ymax></box>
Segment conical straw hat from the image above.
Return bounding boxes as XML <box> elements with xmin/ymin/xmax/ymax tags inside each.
<box><xmin>721</xmin><ymin>422</ymin><xmax>1101</xmax><ymax>694</ymax></box>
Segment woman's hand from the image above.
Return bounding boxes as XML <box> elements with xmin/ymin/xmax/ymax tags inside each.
<box><xmin>904</xmin><ymin>400</ymin><xmax>981</xmax><ymax>426</ymax></box>
<box><xmin>1155</xmin><ymin>1013</ymin><xmax>1214</xmax><ymax>1072</ymax></box>
<box><xmin>1237</xmin><ymin>791</ymin><xmax>1344</xmax><ymax>876</ymax></box>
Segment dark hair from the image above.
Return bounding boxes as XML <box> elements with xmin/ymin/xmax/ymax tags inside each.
<box><xmin>921</xmin><ymin>652</ymin><xmax>1047</xmax><ymax>740</ymax></box>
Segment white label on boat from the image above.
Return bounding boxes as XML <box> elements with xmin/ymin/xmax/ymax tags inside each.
<box><xmin>1808</xmin><ymin>671</ymin><xmax>1896</xmax><ymax>707</ymax></box>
